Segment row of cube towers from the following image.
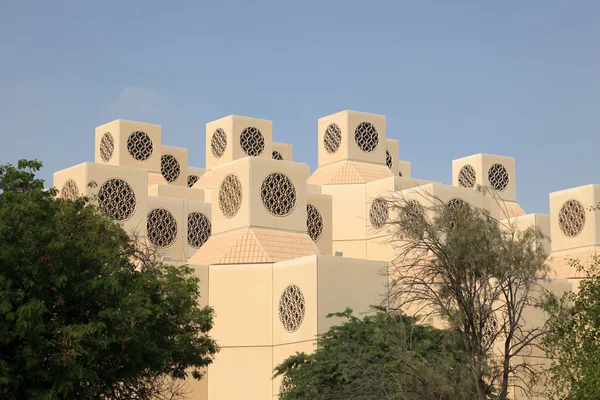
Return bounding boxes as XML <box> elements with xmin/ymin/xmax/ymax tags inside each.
<box><xmin>53</xmin><ymin>110</ymin><xmax>599</xmax><ymax>280</ymax></box>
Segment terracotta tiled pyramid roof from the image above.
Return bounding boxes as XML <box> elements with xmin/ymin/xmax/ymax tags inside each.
<box><xmin>308</xmin><ymin>161</ymin><xmax>393</xmax><ymax>185</ymax></box>
<box><xmin>188</xmin><ymin>227</ymin><xmax>321</xmax><ymax>265</ymax></box>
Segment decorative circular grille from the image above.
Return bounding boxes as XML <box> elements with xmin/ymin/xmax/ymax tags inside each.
<box><xmin>324</xmin><ymin>123</ymin><xmax>342</xmax><ymax>154</ymax></box>
<box><xmin>126</xmin><ymin>131</ymin><xmax>154</xmax><ymax>161</ymax></box>
<box><xmin>61</xmin><ymin>179</ymin><xmax>79</xmax><ymax>201</ymax></box>
<box><xmin>218</xmin><ymin>174</ymin><xmax>243</xmax><ymax>218</ymax></box>
<box><xmin>279</xmin><ymin>285</ymin><xmax>305</xmax><ymax>333</ymax></box>
<box><xmin>188</xmin><ymin>212</ymin><xmax>211</xmax><ymax>248</ymax></box>
<box><xmin>458</xmin><ymin>165</ymin><xmax>476</xmax><ymax>188</ymax></box>
<box><xmin>447</xmin><ymin>198</ymin><xmax>466</xmax><ymax>210</ymax></box>
<box><xmin>307</xmin><ymin>204</ymin><xmax>324</xmax><ymax>242</ymax></box>
<box><xmin>354</xmin><ymin>122</ymin><xmax>379</xmax><ymax>153</ymax></box>
<box><xmin>447</xmin><ymin>198</ymin><xmax>466</xmax><ymax>231</ymax></box>
<box><xmin>487</xmin><ymin>164</ymin><xmax>509</xmax><ymax>191</ymax></box>
<box><xmin>272</xmin><ymin>151</ymin><xmax>284</xmax><ymax>161</ymax></box>
<box><xmin>385</xmin><ymin>150</ymin><xmax>393</xmax><ymax>170</ymax></box>
<box><xmin>405</xmin><ymin>200</ymin><xmax>423</xmax><ymax>224</ymax></box>
<box><xmin>558</xmin><ymin>199</ymin><xmax>586</xmax><ymax>237</ymax></box>
<box><xmin>187</xmin><ymin>175</ymin><xmax>199</xmax><ymax>188</ymax></box>
<box><xmin>369</xmin><ymin>197</ymin><xmax>389</xmax><ymax>229</ymax></box>
<box><xmin>161</xmin><ymin>154</ymin><xmax>181</xmax><ymax>183</ymax></box>
<box><xmin>100</xmin><ymin>132</ymin><xmax>114</xmax><ymax>162</ymax></box>
<box><xmin>240</xmin><ymin>127</ymin><xmax>265</xmax><ymax>157</ymax></box>
<box><xmin>211</xmin><ymin>128</ymin><xmax>227</xmax><ymax>158</ymax></box>
<box><xmin>260</xmin><ymin>173</ymin><xmax>297</xmax><ymax>217</ymax></box>
<box><xmin>147</xmin><ymin>209</ymin><xmax>178</xmax><ymax>248</ymax></box>
<box><xmin>482</xmin><ymin>314</ymin><xmax>499</xmax><ymax>349</ymax></box>
<box><xmin>98</xmin><ymin>179</ymin><xmax>137</xmax><ymax>221</ymax></box>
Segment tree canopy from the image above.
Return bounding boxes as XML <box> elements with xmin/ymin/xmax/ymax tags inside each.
<box><xmin>0</xmin><ymin>160</ymin><xmax>218</xmax><ymax>399</ymax></box>
<box><xmin>542</xmin><ymin>255</ymin><xmax>600</xmax><ymax>400</ymax></box>
<box><xmin>274</xmin><ymin>307</ymin><xmax>475</xmax><ymax>400</ymax></box>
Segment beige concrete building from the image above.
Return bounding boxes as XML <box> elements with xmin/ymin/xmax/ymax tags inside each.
<box><xmin>53</xmin><ymin>110</ymin><xmax>595</xmax><ymax>399</ymax></box>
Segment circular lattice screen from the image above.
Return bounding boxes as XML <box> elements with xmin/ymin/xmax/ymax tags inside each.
<box><xmin>261</xmin><ymin>173</ymin><xmax>297</xmax><ymax>217</ymax></box>
<box><xmin>240</xmin><ymin>127</ymin><xmax>265</xmax><ymax>157</ymax></box>
<box><xmin>100</xmin><ymin>132</ymin><xmax>114</xmax><ymax>162</ymax></box>
<box><xmin>487</xmin><ymin>164</ymin><xmax>509</xmax><ymax>191</ymax></box>
<box><xmin>98</xmin><ymin>179</ymin><xmax>137</xmax><ymax>221</ymax></box>
<box><xmin>447</xmin><ymin>198</ymin><xmax>466</xmax><ymax>210</ymax></box>
<box><xmin>161</xmin><ymin>155</ymin><xmax>181</xmax><ymax>183</ymax></box>
<box><xmin>307</xmin><ymin>204</ymin><xmax>324</xmax><ymax>242</ymax></box>
<box><xmin>126</xmin><ymin>131</ymin><xmax>154</xmax><ymax>161</ymax></box>
<box><xmin>279</xmin><ymin>285</ymin><xmax>305</xmax><ymax>333</ymax></box>
<box><xmin>558</xmin><ymin>199</ymin><xmax>586</xmax><ymax>237</ymax></box>
<box><xmin>188</xmin><ymin>212</ymin><xmax>211</xmax><ymax>248</ymax></box>
<box><xmin>187</xmin><ymin>175</ymin><xmax>199</xmax><ymax>188</ymax></box>
<box><xmin>324</xmin><ymin>123</ymin><xmax>342</xmax><ymax>154</ymax></box>
<box><xmin>218</xmin><ymin>174</ymin><xmax>243</xmax><ymax>218</ymax></box>
<box><xmin>211</xmin><ymin>128</ymin><xmax>227</xmax><ymax>158</ymax></box>
<box><xmin>385</xmin><ymin>150</ymin><xmax>393</xmax><ymax>170</ymax></box>
<box><xmin>482</xmin><ymin>314</ymin><xmax>499</xmax><ymax>349</ymax></box>
<box><xmin>354</xmin><ymin>122</ymin><xmax>379</xmax><ymax>153</ymax></box>
<box><xmin>447</xmin><ymin>198</ymin><xmax>466</xmax><ymax>231</ymax></box>
<box><xmin>61</xmin><ymin>179</ymin><xmax>79</xmax><ymax>201</ymax></box>
<box><xmin>369</xmin><ymin>197</ymin><xmax>389</xmax><ymax>229</ymax></box>
<box><xmin>147</xmin><ymin>209</ymin><xmax>178</xmax><ymax>248</ymax></box>
<box><xmin>272</xmin><ymin>151</ymin><xmax>284</xmax><ymax>161</ymax></box>
<box><xmin>458</xmin><ymin>165</ymin><xmax>476</xmax><ymax>188</ymax></box>
<box><xmin>404</xmin><ymin>200</ymin><xmax>423</xmax><ymax>225</ymax></box>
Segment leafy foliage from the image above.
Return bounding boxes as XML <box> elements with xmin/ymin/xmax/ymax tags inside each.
<box><xmin>0</xmin><ymin>160</ymin><xmax>218</xmax><ymax>399</ymax></box>
<box><xmin>274</xmin><ymin>307</ymin><xmax>475</xmax><ymax>400</ymax></box>
<box><xmin>542</xmin><ymin>255</ymin><xmax>600</xmax><ymax>400</ymax></box>
<box><xmin>387</xmin><ymin>192</ymin><xmax>549</xmax><ymax>400</ymax></box>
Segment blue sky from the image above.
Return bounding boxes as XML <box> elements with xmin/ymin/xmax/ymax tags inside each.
<box><xmin>1</xmin><ymin>0</ymin><xmax>598</xmax><ymax>213</ymax></box>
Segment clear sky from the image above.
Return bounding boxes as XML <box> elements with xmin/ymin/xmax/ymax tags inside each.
<box><xmin>1</xmin><ymin>0</ymin><xmax>598</xmax><ymax>213</ymax></box>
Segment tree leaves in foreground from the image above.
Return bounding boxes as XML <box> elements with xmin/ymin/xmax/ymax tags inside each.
<box><xmin>542</xmin><ymin>255</ymin><xmax>600</xmax><ymax>400</ymax></box>
<box><xmin>0</xmin><ymin>160</ymin><xmax>218</xmax><ymax>399</ymax></box>
<box><xmin>274</xmin><ymin>307</ymin><xmax>475</xmax><ymax>400</ymax></box>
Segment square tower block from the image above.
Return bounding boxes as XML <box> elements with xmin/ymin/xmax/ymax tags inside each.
<box><xmin>186</xmin><ymin>200</ymin><xmax>212</xmax><ymax>260</ymax></box>
<box><xmin>210</xmin><ymin>157</ymin><xmax>308</xmax><ymax>235</ymax></box>
<box><xmin>95</xmin><ymin>120</ymin><xmax>162</xmax><ymax>171</ymax></box>
<box><xmin>187</xmin><ymin>166</ymin><xmax>206</xmax><ymax>188</ymax></box>
<box><xmin>385</xmin><ymin>139</ymin><xmax>399</xmax><ymax>174</ymax></box>
<box><xmin>307</xmin><ymin>192</ymin><xmax>333</xmax><ymax>255</ymax></box>
<box><xmin>272</xmin><ymin>142</ymin><xmax>293</xmax><ymax>161</ymax></box>
<box><xmin>205</xmin><ymin>115</ymin><xmax>273</xmax><ymax>170</ymax></box>
<box><xmin>549</xmin><ymin>184</ymin><xmax>600</xmax><ymax>252</ymax></box>
<box><xmin>148</xmin><ymin>171</ymin><xmax>167</xmax><ymax>186</ymax></box>
<box><xmin>148</xmin><ymin>184</ymin><xmax>205</xmax><ymax>202</ymax></box>
<box><xmin>54</xmin><ymin>162</ymin><xmax>148</xmax><ymax>237</ymax></box>
<box><xmin>452</xmin><ymin>153</ymin><xmax>516</xmax><ymax>202</ymax></box>
<box><xmin>397</xmin><ymin>160</ymin><xmax>411</xmax><ymax>178</ymax></box>
<box><xmin>146</xmin><ymin>196</ymin><xmax>187</xmax><ymax>263</ymax></box>
<box><xmin>318</xmin><ymin>110</ymin><xmax>387</xmax><ymax>167</ymax></box>
<box><xmin>158</xmin><ymin>145</ymin><xmax>188</xmax><ymax>187</ymax></box>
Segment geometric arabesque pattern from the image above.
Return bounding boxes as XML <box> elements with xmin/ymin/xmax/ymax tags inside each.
<box><xmin>385</xmin><ymin>150</ymin><xmax>393</xmax><ymax>170</ymax></box>
<box><xmin>369</xmin><ymin>197</ymin><xmax>389</xmax><ymax>230</ymax></box>
<box><xmin>324</xmin><ymin>123</ymin><xmax>342</xmax><ymax>154</ymax></box>
<box><xmin>187</xmin><ymin>212</ymin><xmax>211</xmax><ymax>248</ymax></box>
<box><xmin>97</xmin><ymin>179</ymin><xmax>137</xmax><ymax>221</ymax></box>
<box><xmin>278</xmin><ymin>284</ymin><xmax>305</xmax><ymax>333</ymax></box>
<box><xmin>187</xmin><ymin>175</ymin><xmax>199</xmax><ymax>188</ymax></box>
<box><xmin>260</xmin><ymin>173</ymin><xmax>297</xmax><ymax>217</ymax></box>
<box><xmin>126</xmin><ymin>131</ymin><xmax>154</xmax><ymax>161</ymax></box>
<box><xmin>147</xmin><ymin>208</ymin><xmax>178</xmax><ymax>248</ymax></box>
<box><xmin>100</xmin><ymin>132</ymin><xmax>114</xmax><ymax>162</ymax></box>
<box><xmin>272</xmin><ymin>151</ymin><xmax>284</xmax><ymax>161</ymax></box>
<box><xmin>218</xmin><ymin>174</ymin><xmax>243</xmax><ymax>219</ymax></box>
<box><xmin>306</xmin><ymin>204</ymin><xmax>324</xmax><ymax>242</ymax></box>
<box><xmin>458</xmin><ymin>165</ymin><xmax>476</xmax><ymax>188</ymax></box>
<box><xmin>161</xmin><ymin>154</ymin><xmax>181</xmax><ymax>183</ymax></box>
<box><xmin>240</xmin><ymin>127</ymin><xmax>265</xmax><ymax>157</ymax></box>
<box><xmin>211</xmin><ymin>128</ymin><xmax>227</xmax><ymax>159</ymax></box>
<box><xmin>558</xmin><ymin>199</ymin><xmax>586</xmax><ymax>238</ymax></box>
<box><xmin>354</xmin><ymin>122</ymin><xmax>379</xmax><ymax>153</ymax></box>
<box><xmin>487</xmin><ymin>163</ymin><xmax>509</xmax><ymax>192</ymax></box>
<box><xmin>61</xmin><ymin>179</ymin><xmax>79</xmax><ymax>201</ymax></box>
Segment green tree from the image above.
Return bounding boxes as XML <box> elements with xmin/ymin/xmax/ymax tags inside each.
<box><xmin>0</xmin><ymin>160</ymin><xmax>218</xmax><ymax>399</ymax></box>
<box><xmin>386</xmin><ymin>193</ymin><xmax>549</xmax><ymax>400</ymax></box>
<box><xmin>542</xmin><ymin>255</ymin><xmax>600</xmax><ymax>400</ymax></box>
<box><xmin>274</xmin><ymin>307</ymin><xmax>475</xmax><ymax>400</ymax></box>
